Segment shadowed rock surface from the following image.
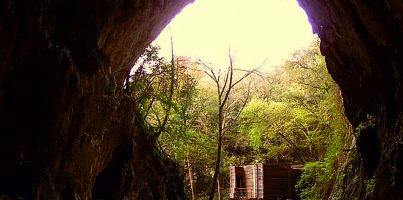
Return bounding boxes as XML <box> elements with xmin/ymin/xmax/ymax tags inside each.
<box><xmin>298</xmin><ymin>0</ymin><xmax>403</xmax><ymax>199</ymax></box>
<box><xmin>0</xmin><ymin>0</ymin><xmax>192</xmax><ymax>199</ymax></box>
<box><xmin>0</xmin><ymin>0</ymin><xmax>402</xmax><ymax>199</ymax></box>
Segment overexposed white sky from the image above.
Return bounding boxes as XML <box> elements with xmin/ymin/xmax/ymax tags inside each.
<box><xmin>153</xmin><ymin>0</ymin><xmax>315</xmax><ymax>71</ymax></box>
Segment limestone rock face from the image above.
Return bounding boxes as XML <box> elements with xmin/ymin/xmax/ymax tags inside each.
<box><xmin>298</xmin><ymin>0</ymin><xmax>403</xmax><ymax>199</ymax></box>
<box><xmin>0</xmin><ymin>0</ymin><xmax>192</xmax><ymax>199</ymax></box>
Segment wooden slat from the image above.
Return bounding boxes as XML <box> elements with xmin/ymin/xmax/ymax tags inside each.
<box><xmin>229</xmin><ymin>163</ymin><xmax>301</xmax><ymax>199</ymax></box>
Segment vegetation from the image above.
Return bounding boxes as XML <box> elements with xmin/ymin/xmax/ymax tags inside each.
<box><xmin>127</xmin><ymin>37</ymin><xmax>350</xmax><ymax>199</ymax></box>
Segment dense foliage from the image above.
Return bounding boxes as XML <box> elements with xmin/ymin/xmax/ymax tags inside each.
<box><xmin>129</xmin><ymin>38</ymin><xmax>350</xmax><ymax>199</ymax></box>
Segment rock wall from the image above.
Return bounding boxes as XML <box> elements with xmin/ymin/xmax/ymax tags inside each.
<box><xmin>0</xmin><ymin>0</ymin><xmax>192</xmax><ymax>199</ymax></box>
<box><xmin>298</xmin><ymin>0</ymin><xmax>403</xmax><ymax>199</ymax></box>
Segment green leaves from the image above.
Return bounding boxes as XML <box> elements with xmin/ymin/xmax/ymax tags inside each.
<box><xmin>296</xmin><ymin>161</ymin><xmax>329</xmax><ymax>200</ymax></box>
<box><xmin>131</xmin><ymin>39</ymin><xmax>350</xmax><ymax>199</ymax></box>
<box><xmin>236</xmin><ymin>37</ymin><xmax>348</xmax><ymax>169</ymax></box>
<box><xmin>248</xmin><ymin>127</ymin><xmax>262</xmax><ymax>150</ymax></box>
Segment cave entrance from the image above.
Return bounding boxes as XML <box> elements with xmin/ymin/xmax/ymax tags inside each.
<box><xmin>131</xmin><ymin>0</ymin><xmax>353</xmax><ymax>199</ymax></box>
<box><xmin>152</xmin><ymin>0</ymin><xmax>316</xmax><ymax>72</ymax></box>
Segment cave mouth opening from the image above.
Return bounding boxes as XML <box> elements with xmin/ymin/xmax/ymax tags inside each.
<box><xmin>151</xmin><ymin>0</ymin><xmax>317</xmax><ymax>72</ymax></box>
<box><xmin>130</xmin><ymin>1</ymin><xmax>355</xmax><ymax>199</ymax></box>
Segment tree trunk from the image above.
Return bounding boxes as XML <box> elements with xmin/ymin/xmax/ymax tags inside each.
<box><xmin>205</xmin><ymin>52</ymin><xmax>252</xmax><ymax>200</ymax></box>
<box><xmin>208</xmin><ymin>134</ymin><xmax>222</xmax><ymax>200</ymax></box>
<box><xmin>217</xmin><ymin>172</ymin><xmax>222</xmax><ymax>200</ymax></box>
<box><xmin>208</xmin><ymin>75</ymin><xmax>225</xmax><ymax>200</ymax></box>
<box><xmin>187</xmin><ymin>152</ymin><xmax>197</xmax><ymax>200</ymax></box>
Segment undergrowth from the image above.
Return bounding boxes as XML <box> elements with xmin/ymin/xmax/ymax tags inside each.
<box><xmin>296</xmin><ymin>82</ymin><xmax>352</xmax><ymax>200</ymax></box>
<box><xmin>296</xmin><ymin>133</ymin><xmax>344</xmax><ymax>200</ymax></box>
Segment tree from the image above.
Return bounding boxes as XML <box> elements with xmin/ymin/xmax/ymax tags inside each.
<box><xmin>237</xmin><ymin>38</ymin><xmax>347</xmax><ymax>166</ymax></box>
<box><xmin>200</xmin><ymin>50</ymin><xmax>256</xmax><ymax>200</ymax></box>
<box><xmin>229</xmin><ymin>38</ymin><xmax>350</xmax><ymax>199</ymax></box>
<box><xmin>129</xmin><ymin>38</ymin><xmax>349</xmax><ymax>200</ymax></box>
<box><xmin>128</xmin><ymin>45</ymin><xmax>203</xmax><ymax>199</ymax></box>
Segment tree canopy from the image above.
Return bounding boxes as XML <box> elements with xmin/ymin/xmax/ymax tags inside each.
<box><xmin>128</xmin><ymin>38</ymin><xmax>350</xmax><ymax>200</ymax></box>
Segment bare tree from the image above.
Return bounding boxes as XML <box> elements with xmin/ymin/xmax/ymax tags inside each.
<box><xmin>200</xmin><ymin>49</ymin><xmax>257</xmax><ymax>200</ymax></box>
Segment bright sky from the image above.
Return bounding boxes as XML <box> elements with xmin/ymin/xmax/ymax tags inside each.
<box><xmin>153</xmin><ymin>0</ymin><xmax>315</xmax><ymax>71</ymax></box>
